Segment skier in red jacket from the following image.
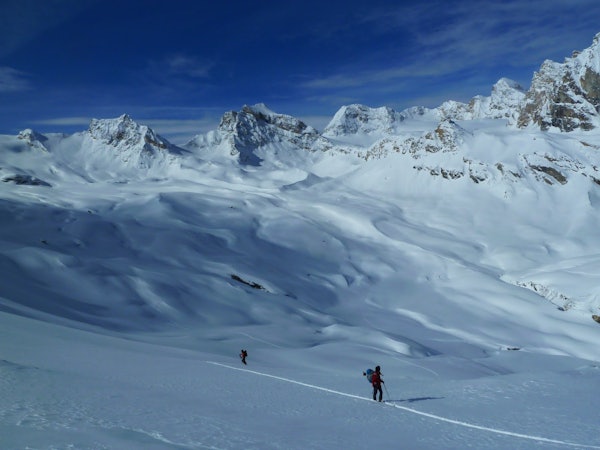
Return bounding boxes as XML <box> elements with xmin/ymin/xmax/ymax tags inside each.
<box><xmin>371</xmin><ymin>365</ymin><xmax>384</xmax><ymax>401</ymax></box>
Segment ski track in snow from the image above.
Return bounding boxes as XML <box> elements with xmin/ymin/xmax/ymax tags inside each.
<box><xmin>207</xmin><ymin>361</ymin><xmax>600</xmax><ymax>449</ymax></box>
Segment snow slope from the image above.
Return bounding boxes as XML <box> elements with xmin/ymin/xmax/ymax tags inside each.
<box><xmin>2</xmin><ymin>310</ymin><xmax>598</xmax><ymax>450</ymax></box>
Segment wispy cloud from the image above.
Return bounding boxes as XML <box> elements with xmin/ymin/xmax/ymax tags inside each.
<box><xmin>144</xmin><ymin>54</ymin><xmax>215</xmax><ymax>84</ymax></box>
<box><xmin>0</xmin><ymin>67</ymin><xmax>31</xmax><ymax>92</ymax></box>
<box><xmin>355</xmin><ymin>0</ymin><xmax>600</xmax><ymax>64</ymax></box>
<box><xmin>302</xmin><ymin>59</ymin><xmax>463</xmax><ymax>91</ymax></box>
<box><xmin>139</xmin><ymin>54</ymin><xmax>216</xmax><ymax>98</ymax></box>
<box><xmin>33</xmin><ymin>116</ymin><xmax>92</xmax><ymax>126</ymax></box>
<box><xmin>164</xmin><ymin>54</ymin><xmax>214</xmax><ymax>78</ymax></box>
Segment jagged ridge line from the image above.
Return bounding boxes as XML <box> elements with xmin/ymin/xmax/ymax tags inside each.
<box><xmin>207</xmin><ymin>361</ymin><xmax>600</xmax><ymax>449</ymax></box>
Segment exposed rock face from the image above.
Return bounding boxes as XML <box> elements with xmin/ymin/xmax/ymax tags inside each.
<box><xmin>365</xmin><ymin>119</ymin><xmax>468</xmax><ymax>160</ymax></box>
<box><xmin>408</xmin><ymin>119</ymin><xmax>467</xmax><ymax>154</ymax></box>
<box><xmin>88</xmin><ymin>114</ymin><xmax>179</xmax><ymax>155</ymax></box>
<box><xmin>436</xmin><ymin>35</ymin><xmax>600</xmax><ymax>131</ymax></box>
<box><xmin>191</xmin><ymin>103</ymin><xmax>323</xmax><ymax>165</ymax></box>
<box><xmin>85</xmin><ymin>114</ymin><xmax>185</xmax><ymax>170</ymax></box>
<box><xmin>83</xmin><ymin>114</ymin><xmax>184</xmax><ymax>170</ymax></box>
<box><xmin>517</xmin><ymin>33</ymin><xmax>600</xmax><ymax>131</ymax></box>
<box><xmin>219</xmin><ymin>104</ymin><xmax>319</xmax><ymax>148</ymax></box>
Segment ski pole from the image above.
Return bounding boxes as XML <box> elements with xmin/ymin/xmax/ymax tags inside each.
<box><xmin>380</xmin><ymin>371</ymin><xmax>391</xmax><ymax>400</ymax></box>
<box><xmin>383</xmin><ymin>383</ymin><xmax>391</xmax><ymax>401</ymax></box>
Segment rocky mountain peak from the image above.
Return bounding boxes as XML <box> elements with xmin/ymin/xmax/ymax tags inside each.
<box><xmin>88</xmin><ymin>114</ymin><xmax>179</xmax><ymax>156</ymax></box>
<box><xmin>517</xmin><ymin>34</ymin><xmax>600</xmax><ymax>131</ymax></box>
<box><xmin>219</xmin><ymin>103</ymin><xmax>316</xmax><ymax>136</ymax></box>
<box><xmin>406</xmin><ymin>118</ymin><xmax>468</xmax><ymax>155</ymax></box>
<box><xmin>80</xmin><ymin>114</ymin><xmax>186</xmax><ymax>173</ymax></box>
<box><xmin>212</xmin><ymin>103</ymin><xmax>321</xmax><ymax>165</ymax></box>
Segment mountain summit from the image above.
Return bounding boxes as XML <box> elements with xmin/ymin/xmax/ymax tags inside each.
<box><xmin>185</xmin><ymin>103</ymin><xmax>323</xmax><ymax>165</ymax></box>
<box><xmin>88</xmin><ymin>114</ymin><xmax>181</xmax><ymax>157</ymax></box>
<box><xmin>429</xmin><ymin>34</ymin><xmax>600</xmax><ymax>131</ymax></box>
<box><xmin>518</xmin><ymin>32</ymin><xmax>600</xmax><ymax>131</ymax></box>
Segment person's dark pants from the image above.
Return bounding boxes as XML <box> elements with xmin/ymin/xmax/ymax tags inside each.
<box><xmin>373</xmin><ymin>384</ymin><xmax>383</xmax><ymax>401</ymax></box>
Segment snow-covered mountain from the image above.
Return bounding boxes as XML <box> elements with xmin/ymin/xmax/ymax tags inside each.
<box><xmin>437</xmin><ymin>78</ymin><xmax>527</xmax><ymax>123</ymax></box>
<box><xmin>3</xmin><ymin>33</ymin><xmax>600</xmax><ymax>450</ymax></box>
<box><xmin>322</xmin><ymin>104</ymin><xmax>408</xmax><ymax>136</ymax></box>
<box><xmin>184</xmin><ymin>103</ymin><xmax>330</xmax><ymax>166</ymax></box>
<box><xmin>82</xmin><ymin>113</ymin><xmax>185</xmax><ymax>172</ymax></box>
<box><xmin>17</xmin><ymin>128</ymin><xmax>51</xmax><ymax>152</ymax></box>
<box><xmin>424</xmin><ymin>32</ymin><xmax>600</xmax><ymax>132</ymax></box>
<box><xmin>518</xmin><ymin>32</ymin><xmax>600</xmax><ymax>131</ymax></box>
<box><xmin>2</xmin><ymin>114</ymin><xmax>187</xmax><ymax>185</ymax></box>
<box><xmin>87</xmin><ymin>113</ymin><xmax>183</xmax><ymax>158</ymax></box>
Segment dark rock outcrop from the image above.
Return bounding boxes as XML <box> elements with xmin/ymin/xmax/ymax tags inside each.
<box><xmin>518</xmin><ymin>33</ymin><xmax>600</xmax><ymax>131</ymax></box>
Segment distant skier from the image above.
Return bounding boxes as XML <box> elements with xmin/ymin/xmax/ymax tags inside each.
<box><xmin>371</xmin><ymin>365</ymin><xmax>384</xmax><ymax>401</ymax></box>
<box><xmin>240</xmin><ymin>349</ymin><xmax>248</xmax><ymax>365</ymax></box>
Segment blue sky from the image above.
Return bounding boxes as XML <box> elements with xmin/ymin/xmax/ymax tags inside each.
<box><xmin>1</xmin><ymin>0</ymin><xmax>600</xmax><ymax>143</ymax></box>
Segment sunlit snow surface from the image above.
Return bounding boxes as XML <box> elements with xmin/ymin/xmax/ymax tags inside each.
<box><xmin>1</xmin><ymin>116</ymin><xmax>600</xmax><ymax>449</ymax></box>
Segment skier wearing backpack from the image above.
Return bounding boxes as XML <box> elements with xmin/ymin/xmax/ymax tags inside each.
<box><xmin>363</xmin><ymin>365</ymin><xmax>384</xmax><ymax>401</ymax></box>
<box><xmin>371</xmin><ymin>365</ymin><xmax>384</xmax><ymax>401</ymax></box>
<box><xmin>240</xmin><ymin>349</ymin><xmax>248</xmax><ymax>365</ymax></box>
